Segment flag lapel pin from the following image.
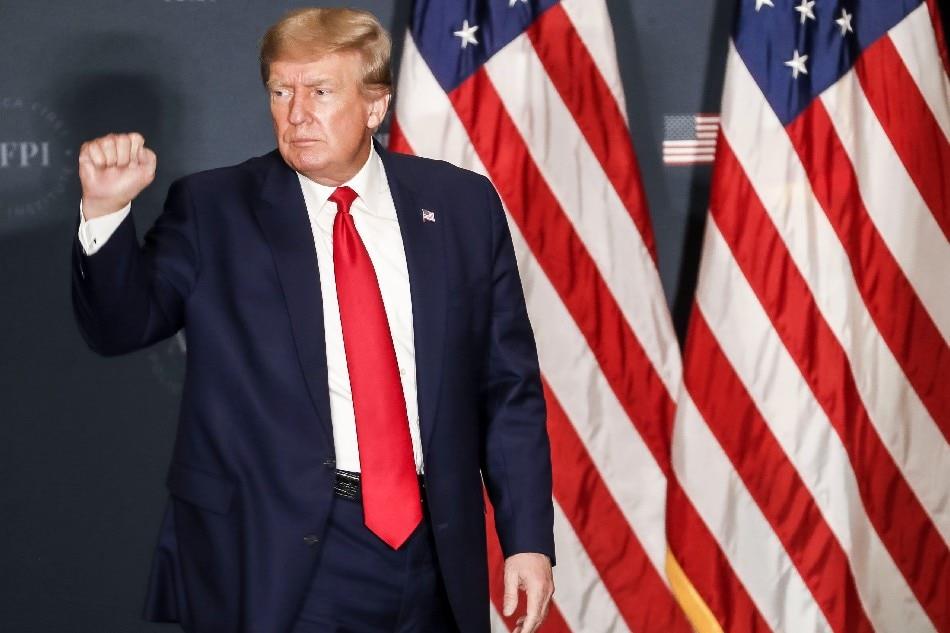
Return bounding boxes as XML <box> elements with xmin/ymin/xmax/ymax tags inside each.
<box><xmin>421</xmin><ymin>208</ymin><xmax>436</xmax><ymax>223</ymax></box>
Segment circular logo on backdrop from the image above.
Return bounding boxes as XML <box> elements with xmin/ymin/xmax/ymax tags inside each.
<box><xmin>0</xmin><ymin>97</ymin><xmax>75</xmax><ymax>234</ymax></box>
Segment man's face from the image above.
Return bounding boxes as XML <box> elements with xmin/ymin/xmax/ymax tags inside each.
<box><xmin>267</xmin><ymin>51</ymin><xmax>389</xmax><ymax>185</ymax></box>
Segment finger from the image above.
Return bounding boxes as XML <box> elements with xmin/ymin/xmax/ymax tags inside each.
<box><xmin>543</xmin><ymin>579</ymin><xmax>555</xmax><ymax>613</ymax></box>
<box><xmin>521</xmin><ymin>584</ymin><xmax>544</xmax><ymax>633</ymax></box>
<box><xmin>78</xmin><ymin>158</ymin><xmax>98</xmax><ymax>188</ymax></box>
<box><xmin>139</xmin><ymin>147</ymin><xmax>157</xmax><ymax>174</ymax></box>
<box><xmin>129</xmin><ymin>133</ymin><xmax>144</xmax><ymax>166</ymax></box>
<box><xmin>100</xmin><ymin>135</ymin><xmax>118</xmax><ymax>167</ymax></box>
<box><xmin>539</xmin><ymin>589</ymin><xmax>552</xmax><ymax>625</ymax></box>
<box><xmin>114</xmin><ymin>134</ymin><xmax>132</xmax><ymax>168</ymax></box>
<box><xmin>512</xmin><ymin>615</ymin><xmax>526</xmax><ymax>633</ymax></box>
<box><xmin>502</xmin><ymin>569</ymin><xmax>520</xmax><ymax>617</ymax></box>
<box><xmin>86</xmin><ymin>140</ymin><xmax>106</xmax><ymax>168</ymax></box>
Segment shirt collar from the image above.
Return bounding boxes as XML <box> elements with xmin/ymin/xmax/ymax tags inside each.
<box><xmin>296</xmin><ymin>143</ymin><xmax>392</xmax><ymax>220</ymax></box>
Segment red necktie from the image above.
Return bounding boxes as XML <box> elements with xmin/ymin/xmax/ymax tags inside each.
<box><xmin>330</xmin><ymin>185</ymin><xmax>422</xmax><ymax>549</ymax></box>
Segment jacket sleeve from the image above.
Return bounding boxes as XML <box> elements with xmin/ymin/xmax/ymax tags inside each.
<box><xmin>477</xmin><ymin>175</ymin><xmax>556</xmax><ymax>565</ymax></box>
<box><xmin>71</xmin><ymin>179</ymin><xmax>201</xmax><ymax>356</ymax></box>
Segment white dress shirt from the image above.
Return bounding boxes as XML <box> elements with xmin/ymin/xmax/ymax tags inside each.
<box><xmin>77</xmin><ymin>145</ymin><xmax>424</xmax><ymax>474</ymax></box>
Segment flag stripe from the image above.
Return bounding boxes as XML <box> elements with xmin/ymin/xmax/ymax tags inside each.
<box><xmin>723</xmin><ymin>42</ymin><xmax>950</xmax><ymax>547</ymax></box>
<box><xmin>558</xmin><ymin>0</ymin><xmax>628</xmax><ymax>116</ymax></box>
<box><xmin>888</xmin><ymin>4</ymin><xmax>950</xmax><ymax>141</ymax></box>
<box><xmin>672</xmin><ymin>393</ymin><xmax>833</xmax><ymax>632</ymax></box>
<box><xmin>786</xmin><ymin>100</ymin><xmax>950</xmax><ymax>444</ymax></box>
<box><xmin>448</xmin><ymin>69</ymin><xmax>677</xmax><ymax>475</ymax></box>
<box><xmin>663</xmin><ymin>141</ymin><xmax>718</xmax><ymax>148</ymax></box>
<box><xmin>664</xmin><ymin>153</ymin><xmax>716</xmax><ymax>160</ymax></box>
<box><xmin>550</xmin><ymin>499</ymin><xmax>631</xmax><ymax>633</ymax></box>
<box><xmin>388</xmin><ymin>118</ymin><xmax>410</xmax><ymax>155</ymax></box>
<box><xmin>663</xmin><ymin>147</ymin><xmax>717</xmax><ymax>154</ymax></box>
<box><xmin>695</xmin><ymin>213</ymin><xmax>934</xmax><ymax>633</ymax></box>
<box><xmin>854</xmin><ymin>36</ymin><xmax>950</xmax><ymax>241</ymax></box>
<box><xmin>484</xmin><ymin>31</ymin><xmax>679</xmax><ymax>399</ymax></box>
<box><xmin>712</xmin><ymin>131</ymin><xmax>950</xmax><ymax>631</ymax></box>
<box><xmin>663</xmin><ymin>157</ymin><xmax>716</xmax><ymax>165</ymax></box>
<box><xmin>820</xmin><ymin>70</ymin><xmax>950</xmax><ymax>340</ymax></box>
<box><xmin>516</xmin><ymin>215</ymin><xmax>669</xmax><ymax>582</ymax></box>
<box><xmin>666</xmin><ymin>479</ymin><xmax>771</xmax><ymax>632</ymax></box>
<box><xmin>544</xmin><ymin>380</ymin><xmax>691</xmax><ymax>633</ymax></box>
<box><xmin>685</xmin><ymin>307</ymin><xmax>876</xmax><ymax>633</ymax></box>
<box><xmin>490</xmin><ymin>606</ymin><xmax>508</xmax><ymax>633</ymax></box>
<box><xmin>526</xmin><ymin>3</ymin><xmax>658</xmax><ymax>262</ymax></box>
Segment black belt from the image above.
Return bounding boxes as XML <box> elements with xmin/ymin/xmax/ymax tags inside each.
<box><xmin>333</xmin><ymin>469</ymin><xmax>425</xmax><ymax>502</ymax></box>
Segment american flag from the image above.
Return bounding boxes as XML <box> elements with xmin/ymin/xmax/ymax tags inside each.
<box><xmin>663</xmin><ymin>114</ymin><xmax>721</xmax><ymax>166</ymax></box>
<box><xmin>667</xmin><ymin>0</ymin><xmax>950</xmax><ymax>632</ymax></box>
<box><xmin>390</xmin><ymin>0</ymin><xmax>688</xmax><ymax>631</ymax></box>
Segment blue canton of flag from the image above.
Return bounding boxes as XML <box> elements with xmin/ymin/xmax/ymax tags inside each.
<box><xmin>734</xmin><ymin>0</ymin><xmax>923</xmax><ymax>123</ymax></box>
<box><xmin>410</xmin><ymin>0</ymin><xmax>559</xmax><ymax>92</ymax></box>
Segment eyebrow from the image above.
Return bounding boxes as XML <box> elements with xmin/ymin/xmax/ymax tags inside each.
<box><xmin>266</xmin><ymin>77</ymin><xmax>338</xmax><ymax>90</ymax></box>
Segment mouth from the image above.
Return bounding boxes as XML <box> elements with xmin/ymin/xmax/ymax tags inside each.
<box><xmin>289</xmin><ymin>139</ymin><xmax>322</xmax><ymax>146</ymax></box>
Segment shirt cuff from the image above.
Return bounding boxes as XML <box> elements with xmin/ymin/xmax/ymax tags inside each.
<box><xmin>78</xmin><ymin>201</ymin><xmax>131</xmax><ymax>255</ymax></box>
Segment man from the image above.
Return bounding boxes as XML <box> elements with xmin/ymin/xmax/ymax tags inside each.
<box><xmin>71</xmin><ymin>7</ymin><xmax>554</xmax><ymax>633</ymax></box>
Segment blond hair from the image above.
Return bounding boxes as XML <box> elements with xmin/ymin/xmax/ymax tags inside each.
<box><xmin>259</xmin><ymin>7</ymin><xmax>391</xmax><ymax>95</ymax></box>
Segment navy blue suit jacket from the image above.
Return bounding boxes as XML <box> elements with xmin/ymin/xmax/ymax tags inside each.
<box><xmin>71</xmin><ymin>141</ymin><xmax>555</xmax><ymax>633</ymax></box>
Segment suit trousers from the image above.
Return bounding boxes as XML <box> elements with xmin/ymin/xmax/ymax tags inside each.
<box><xmin>291</xmin><ymin>492</ymin><xmax>460</xmax><ymax>633</ymax></box>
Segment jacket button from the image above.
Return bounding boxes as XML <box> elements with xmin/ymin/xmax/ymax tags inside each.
<box><xmin>303</xmin><ymin>534</ymin><xmax>320</xmax><ymax>546</ymax></box>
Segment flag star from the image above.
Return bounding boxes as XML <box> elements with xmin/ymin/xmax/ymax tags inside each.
<box><xmin>755</xmin><ymin>0</ymin><xmax>774</xmax><ymax>11</ymax></box>
<box><xmin>509</xmin><ymin>0</ymin><xmax>528</xmax><ymax>6</ymax></box>
<box><xmin>784</xmin><ymin>49</ymin><xmax>809</xmax><ymax>78</ymax></box>
<box><xmin>794</xmin><ymin>0</ymin><xmax>816</xmax><ymax>24</ymax></box>
<box><xmin>835</xmin><ymin>8</ymin><xmax>854</xmax><ymax>36</ymax></box>
<box><xmin>453</xmin><ymin>19</ymin><xmax>479</xmax><ymax>49</ymax></box>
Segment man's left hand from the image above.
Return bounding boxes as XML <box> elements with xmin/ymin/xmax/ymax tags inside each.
<box><xmin>502</xmin><ymin>552</ymin><xmax>554</xmax><ymax>633</ymax></box>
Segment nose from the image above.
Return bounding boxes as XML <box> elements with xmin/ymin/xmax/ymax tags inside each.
<box><xmin>288</xmin><ymin>92</ymin><xmax>307</xmax><ymax>126</ymax></box>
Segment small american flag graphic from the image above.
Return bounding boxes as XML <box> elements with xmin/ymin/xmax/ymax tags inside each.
<box><xmin>662</xmin><ymin>113</ymin><xmax>720</xmax><ymax>165</ymax></box>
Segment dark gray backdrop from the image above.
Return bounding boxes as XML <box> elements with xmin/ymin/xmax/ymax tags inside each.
<box><xmin>7</xmin><ymin>1</ymin><xmax>929</xmax><ymax>630</ymax></box>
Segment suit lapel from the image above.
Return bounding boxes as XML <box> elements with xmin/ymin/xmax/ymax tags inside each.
<box><xmin>252</xmin><ymin>151</ymin><xmax>333</xmax><ymax>442</ymax></box>
<box><xmin>377</xmin><ymin>142</ymin><xmax>448</xmax><ymax>457</ymax></box>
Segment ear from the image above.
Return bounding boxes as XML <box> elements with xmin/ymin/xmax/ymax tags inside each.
<box><xmin>366</xmin><ymin>92</ymin><xmax>392</xmax><ymax>130</ymax></box>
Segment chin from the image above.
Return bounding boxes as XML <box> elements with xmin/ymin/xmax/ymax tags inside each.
<box><xmin>281</xmin><ymin>149</ymin><xmax>327</xmax><ymax>175</ymax></box>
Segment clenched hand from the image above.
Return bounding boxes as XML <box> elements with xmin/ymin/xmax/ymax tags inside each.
<box><xmin>78</xmin><ymin>132</ymin><xmax>156</xmax><ymax>219</ymax></box>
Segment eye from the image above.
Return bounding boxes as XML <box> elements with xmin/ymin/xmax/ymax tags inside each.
<box><xmin>270</xmin><ymin>88</ymin><xmax>291</xmax><ymax>100</ymax></box>
<box><xmin>314</xmin><ymin>88</ymin><xmax>329</xmax><ymax>96</ymax></box>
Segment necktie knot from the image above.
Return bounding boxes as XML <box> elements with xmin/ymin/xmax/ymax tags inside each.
<box><xmin>329</xmin><ymin>186</ymin><xmax>359</xmax><ymax>214</ymax></box>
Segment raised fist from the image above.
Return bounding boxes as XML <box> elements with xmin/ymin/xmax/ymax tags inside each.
<box><xmin>78</xmin><ymin>132</ymin><xmax>157</xmax><ymax>219</ymax></box>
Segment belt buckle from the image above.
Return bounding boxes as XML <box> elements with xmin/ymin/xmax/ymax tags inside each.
<box><xmin>333</xmin><ymin>469</ymin><xmax>426</xmax><ymax>503</ymax></box>
<box><xmin>334</xmin><ymin>469</ymin><xmax>361</xmax><ymax>500</ymax></box>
